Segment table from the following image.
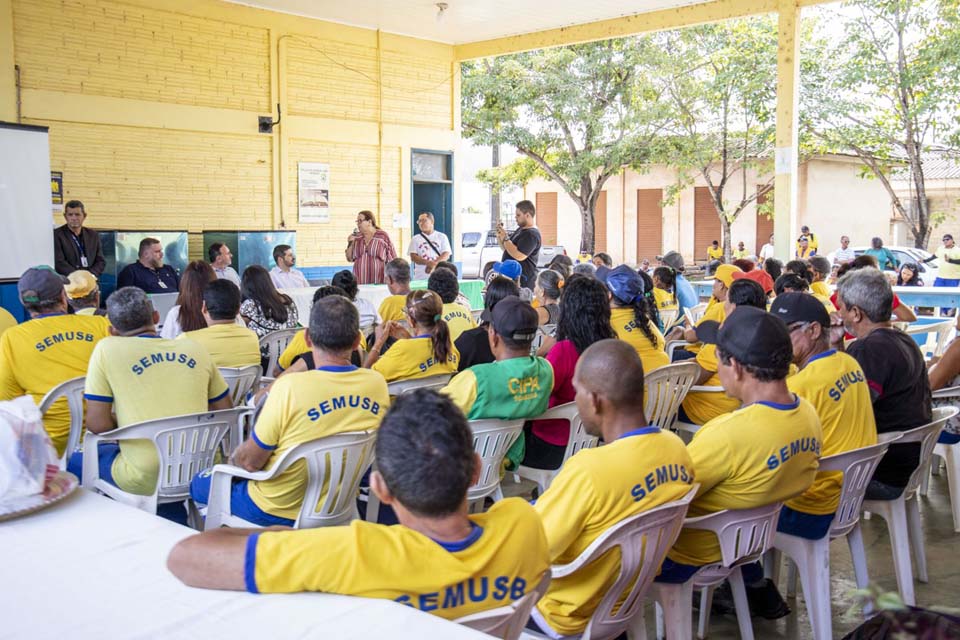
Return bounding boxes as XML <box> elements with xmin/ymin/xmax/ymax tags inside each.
<box><xmin>283</xmin><ymin>279</ymin><xmax>484</xmax><ymax>325</ymax></box>
<box><xmin>0</xmin><ymin>490</ymin><xmax>490</xmax><ymax>640</ymax></box>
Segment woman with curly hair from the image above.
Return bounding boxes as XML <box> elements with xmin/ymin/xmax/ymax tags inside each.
<box><xmin>523</xmin><ymin>275</ymin><xmax>617</xmax><ymax>471</ymax></box>
<box><xmin>605</xmin><ymin>265</ymin><xmax>668</xmax><ymax>375</ymax></box>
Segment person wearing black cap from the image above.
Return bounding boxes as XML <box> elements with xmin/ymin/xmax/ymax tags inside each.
<box><xmin>455</xmin><ymin>276</ymin><xmax>520</xmax><ymax>371</ymax></box>
<box><xmin>0</xmin><ymin>266</ymin><xmax>111</xmax><ymax>457</ymax></box>
<box><xmin>442</xmin><ymin>295</ymin><xmax>553</xmax><ymax>422</ymax></box>
<box><xmin>603</xmin><ymin>265</ymin><xmax>669</xmax><ymax>374</ymax></box>
<box><xmin>717</xmin><ymin>293</ymin><xmax>877</xmax><ymax>617</ymax></box>
<box><xmin>657</xmin><ymin>306</ymin><xmax>821</xmax><ymax>619</ymax></box>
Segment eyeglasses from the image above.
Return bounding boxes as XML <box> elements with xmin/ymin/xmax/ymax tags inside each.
<box><xmin>787</xmin><ymin>321</ymin><xmax>811</xmax><ymax>333</ymax></box>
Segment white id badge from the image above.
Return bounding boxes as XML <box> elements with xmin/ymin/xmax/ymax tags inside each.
<box><xmin>80</xmin><ymin>256</ymin><xmax>88</xmax><ymax>267</ymax></box>
<box><xmin>158</xmin><ymin>280</ymin><xmax>168</xmax><ymax>289</ymax></box>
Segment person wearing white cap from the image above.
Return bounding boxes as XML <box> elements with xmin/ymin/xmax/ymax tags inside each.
<box><xmin>64</xmin><ymin>270</ymin><xmax>104</xmax><ymax>316</ymax></box>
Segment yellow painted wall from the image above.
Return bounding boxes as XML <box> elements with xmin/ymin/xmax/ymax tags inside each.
<box><xmin>8</xmin><ymin>0</ymin><xmax>458</xmax><ymax>266</ymax></box>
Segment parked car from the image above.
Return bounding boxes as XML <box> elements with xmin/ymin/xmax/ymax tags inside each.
<box><xmin>849</xmin><ymin>246</ymin><xmax>939</xmax><ymax>283</ymax></box>
<box><xmin>460</xmin><ymin>230</ymin><xmax>565</xmax><ymax>279</ymax></box>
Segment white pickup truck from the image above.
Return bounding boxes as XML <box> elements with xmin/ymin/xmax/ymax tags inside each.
<box><xmin>459</xmin><ymin>230</ymin><xmax>565</xmax><ymax>279</ymax></box>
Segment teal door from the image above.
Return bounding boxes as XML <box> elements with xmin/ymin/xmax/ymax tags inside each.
<box><xmin>411</xmin><ymin>149</ymin><xmax>454</xmax><ymax>258</ymax></box>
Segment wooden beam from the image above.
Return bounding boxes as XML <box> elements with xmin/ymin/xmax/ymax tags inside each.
<box><xmin>0</xmin><ymin>0</ymin><xmax>16</xmax><ymax>121</ymax></box>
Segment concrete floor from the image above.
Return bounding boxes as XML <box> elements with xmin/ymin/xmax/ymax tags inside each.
<box><xmin>505</xmin><ymin>469</ymin><xmax>960</xmax><ymax>639</ymax></box>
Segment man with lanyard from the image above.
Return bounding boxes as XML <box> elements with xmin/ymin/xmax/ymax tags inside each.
<box><xmin>117</xmin><ymin>237</ymin><xmax>180</xmax><ymax>293</ymax></box>
<box><xmin>53</xmin><ymin>199</ymin><xmax>106</xmax><ymax>277</ymax></box>
<box><xmin>208</xmin><ymin>242</ymin><xmax>241</xmax><ymax>286</ymax></box>
<box><xmin>529</xmin><ymin>340</ymin><xmax>694</xmax><ymax>637</ymax></box>
<box><xmin>496</xmin><ymin>200</ymin><xmax>541</xmax><ymax>290</ymax></box>
<box><xmin>409</xmin><ymin>212</ymin><xmax>451</xmax><ymax>281</ymax></box>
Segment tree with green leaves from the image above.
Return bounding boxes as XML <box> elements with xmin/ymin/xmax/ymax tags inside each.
<box><xmin>649</xmin><ymin>18</ymin><xmax>783</xmax><ymax>261</ymax></box>
<box><xmin>461</xmin><ymin>39</ymin><xmax>671</xmax><ymax>254</ymax></box>
<box><xmin>803</xmin><ymin>0</ymin><xmax>960</xmax><ymax>249</ymax></box>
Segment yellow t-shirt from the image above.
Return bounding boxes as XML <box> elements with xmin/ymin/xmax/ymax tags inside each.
<box><xmin>810</xmin><ymin>281</ymin><xmax>830</xmax><ymax>298</ymax></box>
<box><xmin>0</xmin><ymin>307</ymin><xmax>17</xmax><ymax>338</ymax></box>
<box><xmin>441</xmin><ymin>302</ymin><xmax>477</xmax><ymax>344</ymax></box>
<box><xmin>372</xmin><ymin>336</ymin><xmax>459</xmax><ymax>382</ymax></box>
<box><xmin>246</xmin><ymin>497</ymin><xmax>550</xmax><ymax>620</ymax></box>
<box><xmin>179</xmin><ymin>323</ymin><xmax>260</xmax><ymax>368</ymax></box>
<box><xmin>936</xmin><ymin>245</ymin><xmax>960</xmax><ymax>280</ymax></box>
<box><xmin>732</xmin><ymin>249</ymin><xmax>749</xmax><ymax>259</ymax></box>
<box><xmin>535</xmin><ymin>428</ymin><xmax>694</xmax><ymax>636</ymax></box>
<box><xmin>669</xmin><ymin>395</ymin><xmax>822</xmax><ymax>565</ymax></box>
<box><xmin>707</xmin><ymin>246</ymin><xmax>723</xmax><ymax>260</ymax></box>
<box><xmin>378</xmin><ymin>294</ymin><xmax>408</xmax><ymax>323</ymax></box>
<box><xmin>610</xmin><ymin>307</ymin><xmax>669</xmax><ymax>375</ymax></box>
<box><xmin>652</xmin><ymin>288</ymin><xmax>678</xmax><ymax>313</ymax></box>
<box><xmin>796</xmin><ymin>232</ymin><xmax>819</xmax><ymax>253</ymax></box>
<box><xmin>84</xmin><ymin>335</ymin><xmax>229</xmax><ymax>495</ymax></box>
<box><xmin>811</xmin><ymin>292</ymin><xmax>837</xmax><ymax>313</ymax></box>
<box><xmin>786</xmin><ymin>350</ymin><xmax>877</xmax><ymax>515</ymax></box>
<box><xmin>248</xmin><ymin>365</ymin><xmax>390</xmax><ymax>519</ymax></box>
<box><xmin>277</xmin><ymin>329</ymin><xmax>367</xmax><ymax>371</ymax></box>
<box><xmin>680</xmin><ymin>344</ymin><xmax>741</xmax><ymax>425</ymax></box>
<box><xmin>0</xmin><ymin>313</ymin><xmax>111</xmax><ymax>456</ymax></box>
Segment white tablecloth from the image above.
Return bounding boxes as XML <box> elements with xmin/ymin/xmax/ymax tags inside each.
<box><xmin>0</xmin><ymin>490</ymin><xmax>489</xmax><ymax>639</ymax></box>
<box><xmin>282</xmin><ymin>285</ymin><xmax>393</xmax><ymax>328</ymax></box>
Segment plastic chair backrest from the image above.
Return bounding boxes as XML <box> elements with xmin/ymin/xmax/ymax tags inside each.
<box><xmin>454</xmin><ymin>572</ymin><xmax>551</xmax><ymax>640</ymax></box>
<box><xmin>38</xmin><ymin>376</ymin><xmax>86</xmax><ymax>468</ymax></box>
<box><xmin>467</xmin><ymin>418</ymin><xmax>525</xmax><ymax>502</ymax></box>
<box><xmin>818</xmin><ymin>439</ymin><xmax>895</xmax><ymax>538</ymax></box>
<box><xmin>541</xmin><ymin>402</ymin><xmax>599</xmax><ymax>463</ymax></box>
<box><xmin>387</xmin><ymin>374</ymin><xmax>452</xmax><ymax>396</ymax></box>
<box><xmin>644</xmin><ymin>362</ymin><xmax>699</xmax><ymax>432</ymax></box>
<box><xmin>897</xmin><ymin>406</ymin><xmax>958</xmax><ymax>497</ymax></box>
<box><xmin>553</xmin><ymin>484</ymin><xmax>698</xmax><ymax>640</ymax></box>
<box><xmin>904</xmin><ymin>320</ymin><xmax>954</xmax><ymax>360</ymax></box>
<box><xmin>84</xmin><ymin>408</ymin><xmax>249</xmax><ymax>510</ymax></box>
<box><xmin>275</xmin><ymin>431</ymin><xmax>376</xmax><ymax>528</ymax></box>
<box><xmin>685</xmin><ymin>502</ymin><xmax>783</xmax><ymax>570</ymax></box>
<box><xmin>684</xmin><ymin>303</ymin><xmax>707</xmax><ymax>326</ymax></box>
<box><xmin>218</xmin><ymin>365</ymin><xmax>261</xmax><ymax>406</ymax></box>
<box><xmin>665</xmin><ymin>340</ymin><xmax>693</xmax><ymax>361</ymax></box>
<box><xmin>259</xmin><ymin>327</ymin><xmax>300</xmax><ymax>375</ymax></box>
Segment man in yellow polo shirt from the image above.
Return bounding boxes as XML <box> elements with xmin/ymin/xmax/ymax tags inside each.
<box><xmin>657</xmin><ymin>307</ymin><xmax>821</xmax><ymax>619</ymax></box>
<box><xmin>429</xmin><ymin>266</ymin><xmax>476</xmax><ymax>342</ymax></box>
<box><xmin>807</xmin><ymin>256</ymin><xmax>832</xmax><ymax>298</ymax></box>
<box><xmin>0</xmin><ymin>307</ymin><xmax>16</xmax><ymax>338</ymax></box>
<box><xmin>66</xmin><ymin>286</ymin><xmax>231</xmax><ymax>522</ymax></box>
<box><xmin>378</xmin><ymin>258</ymin><xmax>413</xmax><ymax>323</ymax></box>
<box><xmin>190</xmin><ymin>295</ymin><xmax>390</xmax><ymax>526</ymax></box>
<box><xmin>0</xmin><ymin>266</ymin><xmax>110</xmax><ymax>456</ymax></box>
<box><xmin>531</xmin><ymin>340</ymin><xmax>694</xmax><ymax>637</ymax></box>
<box><xmin>168</xmin><ymin>390</ymin><xmax>550</xmax><ymax>623</ymax></box>
<box><xmin>706</xmin><ymin>240</ymin><xmax>724</xmax><ymax>276</ymax></box>
<box><xmin>180</xmin><ymin>280</ymin><xmax>260</xmax><ymax>368</ymax></box>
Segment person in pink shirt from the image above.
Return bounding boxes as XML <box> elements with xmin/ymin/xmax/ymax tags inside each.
<box><xmin>521</xmin><ymin>275</ymin><xmax>617</xmax><ymax>471</ymax></box>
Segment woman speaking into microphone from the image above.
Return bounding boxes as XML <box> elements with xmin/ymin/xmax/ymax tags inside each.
<box><xmin>345</xmin><ymin>210</ymin><xmax>397</xmax><ymax>285</ymax></box>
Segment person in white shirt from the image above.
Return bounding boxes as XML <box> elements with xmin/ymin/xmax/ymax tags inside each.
<box><xmin>208</xmin><ymin>243</ymin><xmax>241</xmax><ymax>286</ymax></box>
<box><xmin>409</xmin><ymin>212</ymin><xmax>452</xmax><ymax>281</ymax></box>
<box><xmin>758</xmin><ymin>234</ymin><xmax>776</xmax><ymax>262</ymax></box>
<box><xmin>269</xmin><ymin>244</ymin><xmax>310</xmax><ymax>290</ymax></box>
<box><xmin>831</xmin><ymin>235</ymin><xmax>856</xmax><ymax>266</ymax></box>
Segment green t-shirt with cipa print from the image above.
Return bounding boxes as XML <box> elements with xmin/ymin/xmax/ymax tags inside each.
<box><xmin>467</xmin><ymin>356</ymin><xmax>554</xmax><ymax>421</ymax></box>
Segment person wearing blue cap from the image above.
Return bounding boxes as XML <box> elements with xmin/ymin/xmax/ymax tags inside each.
<box><xmin>492</xmin><ymin>259</ymin><xmax>522</xmax><ymax>282</ymax></box>
<box><xmin>603</xmin><ymin>265</ymin><xmax>669</xmax><ymax>375</ymax></box>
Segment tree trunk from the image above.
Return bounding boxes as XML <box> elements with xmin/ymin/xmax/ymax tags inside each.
<box><xmin>720</xmin><ymin>215</ymin><xmax>732</xmax><ymax>263</ymax></box>
<box><xmin>490</xmin><ymin>144</ymin><xmax>501</xmax><ymax>228</ymax></box>
<box><xmin>580</xmin><ymin>203</ymin><xmax>595</xmax><ymax>255</ymax></box>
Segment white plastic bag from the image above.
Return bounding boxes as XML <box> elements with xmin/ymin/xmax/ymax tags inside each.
<box><xmin>0</xmin><ymin>396</ymin><xmax>58</xmax><ymax>504</ymax></box>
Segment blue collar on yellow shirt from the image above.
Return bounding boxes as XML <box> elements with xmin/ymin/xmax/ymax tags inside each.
<box><xmin>315</xmin><ymin>365</ymin><xmax>358</xmax><ymax>372</ymax></box>
<box><xmin>751</xmin><ymin>394</ymin><xmax>800</xmax><ymax>411</ymax></box>
<box><xmin>805</xmin><ymin>349</ymin><xmax>836</xmax><ymax>366</ymax></box>
<box><xmin>431</xmin><ymin>522</ymin><xmax>483</xmax><ymax>552</ymax></box>
<box><xmin>618</xmin><ymin>426</ymin><xmax>660</xmax><ymax>439</ymax></box>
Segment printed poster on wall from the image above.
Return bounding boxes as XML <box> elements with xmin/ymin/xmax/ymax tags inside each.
<box><xmin>51</xmin><ymin>171</ymin><xmax>63</xmax><ymax>213</ymax></box>
<box><xmin>298</xmin><ymin>162</ymin><xmax>330</xmax><ymax>223</ymax></box>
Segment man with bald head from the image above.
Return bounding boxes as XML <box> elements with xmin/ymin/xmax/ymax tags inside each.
<box><xmin>529</xmin><ymin>340</ymin><xmax>695</xmax><ymax>637</ymax></box>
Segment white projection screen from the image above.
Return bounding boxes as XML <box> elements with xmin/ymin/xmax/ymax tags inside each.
<box><xmin>0</xmin><ymin>123</ymin><xmax>55</xmax><ymax>281</ymax></box>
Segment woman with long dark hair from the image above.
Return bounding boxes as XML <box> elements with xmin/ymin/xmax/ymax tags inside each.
<box><xmin>897</xmin><ymin>263</ymin><xmax>923</xmax><ymax>286</ymax></box>
<box><xmin>605</xmin><ymin>265</ymin><xmax>668</xmax><ymax>375</ymax></box>
<box><xmin>652</xmin><ymin>266</ymin><xmax>679</xmax><ymax>323</ymax></box>
<box><xmin>365</xmin><ymin>290</ymin><xmax>456</xmax><ymax>381</ymax></box>
<box><xmin>524</xmin><ymin>276</ymin><xmax>617</xmax><ymax>470</ymax></box>
<box><xmin>239</xmin><ymin>264</ymin><xmax>300</xmax><ymax>367</ymax></box>
<box><xmin>160</xmin><ymin>261</ymin><xmax>216</xmax><ymax>339</ymax></box>
<box><xmin>345</xmin><ymin>210</ymin><xmax>398</xmax><ymax>284</ymax></box>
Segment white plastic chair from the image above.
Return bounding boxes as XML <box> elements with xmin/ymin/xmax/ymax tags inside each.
<box><xmin>387</xmin><ymin>373</ymin><xmax>452</xmax><ymax>396</ymax></box>
<box><xmin>644</xmin><ymin>362</ymin><xmax>699</xmax><ymax>433</ymax></box>
<box><xmin>673</xmin><ymin>386</ymin><xmax>725</xmax><ymax>439</ymax></box>
<box><xmin>81</xmin><ymin>408</ymin><xmax>251</xmax><ymax>518</ymax></box>
<box><xmin>455</xmin><ymin>573</ymin><xmax>551</xmax><ymax>640</ymax></box>
<box><xmin>904</xmin><ymin>320</ymin><xmax>954</xmax><ymax>361</ymax></box>
<box><xmin>203</xmin><ymin>430</ymin><xmax>376</xmax><ymax>530</ymax></box>
<box><xmin>683</xmin><ymin>303</ymin><xmax>707</xmax><ymax>327</ymax></box>
<box><xmin>921</xmin><ymin>387</ymin><xmax>960</xmax><ymax>532</ymax></box>
<box><xmin>516</xmin><ymin>403</ymin><xmax>598</xmax><ymax>494</ymax></box>
<box><xmin>861</xmin><ymin>406</ymin><xmax>957</xmax><ymax>606</ymax></box>
<box><xmin>38</xmin><ymin>376</ymin><xmax>86</xmax><ymax>469</ymax></box>
<box><xmin>527</xmin><ymin>485</ymin><xmax>699</xmax><ymax>640</ymax></box>
<box><xmin>665</xmin><ymin>340</ymin><xmax>693</xmax><ymax>361</ymax></box>
<box><xmin>766</xmin><ymin>440</ymin><xmax>894</xmax><ymax>640</ymax></box>
<box><xmin>468</xmin><ymin>418</ymin><xmax>525</xmax><ymax>508</ymax></box>
<box><xmin>652</xmin><ymin>501</ymin><xmax>783</xmax><ymax>640</ymax></box>
<box><xmin>259</xmin><ymin>327</ymin><xmax>300</xmax><ymax>376</ymax></box>
<box><xmin>218</xmin><ymin>365</ymin><xmax>262</xmax><ymax>455</ymax></box>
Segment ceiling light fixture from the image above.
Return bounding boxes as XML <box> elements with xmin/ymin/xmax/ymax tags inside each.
<box><xmin>435</xmin><ymin>2</ymin><xmax>449</xmax><ymax>24</ymax></box>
